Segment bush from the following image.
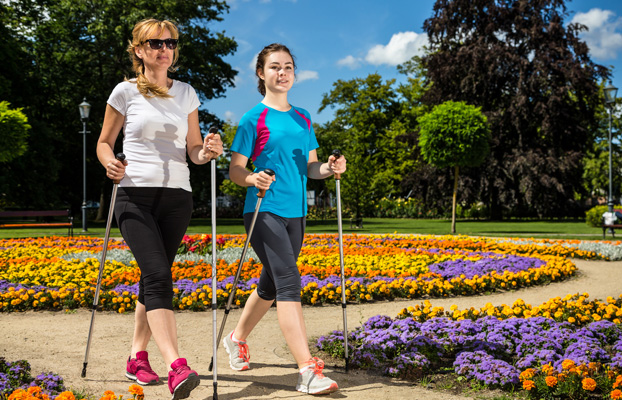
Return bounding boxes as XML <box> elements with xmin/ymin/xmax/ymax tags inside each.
<box><xmin>585</xmin><ymin>205</ymin><xmax>622</xmax><ymax>227</ymax></box>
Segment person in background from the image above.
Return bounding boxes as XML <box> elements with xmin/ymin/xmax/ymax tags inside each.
<box><xmin>96</xmin><ymin>18</ymin><xmax>223</xmax><ymax>400</ymax></box>
<box><xmin>225</xmin><ymin>43</ymin><xmax>346</xmax><ymax>395</ymax></box>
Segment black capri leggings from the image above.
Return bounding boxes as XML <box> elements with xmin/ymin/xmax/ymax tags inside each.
<box><xmin>244</xmin><ymin>212</ymin><xmax>305</xmax><ymax>302</ymax></box>
<box><xmin>114</xmin><ymin>187</ymin><xmax>193</xmax><ymax>311</ymax></box>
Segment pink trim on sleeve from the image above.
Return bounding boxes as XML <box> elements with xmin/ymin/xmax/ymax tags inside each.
<box><xmin>294</xmin><ymin>109</ymin><xmax>311</xmax><ymax>131</ymax></box>
<box><xmin>252</xmin><ymin>108</ymin><xmax>270</xmax><ymax>162</ymax></box>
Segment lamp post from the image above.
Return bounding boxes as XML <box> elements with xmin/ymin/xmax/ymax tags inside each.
<box><xmin>604</xmin><ymin>82</ymin><xmax>618</xmax><ymax>216</ymax></box>
<box><xmin>79</xmin><ymin>98</ymin><xmax>91</xmax><ymax>232</ymax></box>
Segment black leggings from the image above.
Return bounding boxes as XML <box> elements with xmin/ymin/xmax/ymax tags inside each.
<box><xmin>244</xmin><ymin>212</ymin><xmax>305</xmax><ymax>302</ymax></box>
<box><xmin>114</xmin><ymin>187</ymin><xmax>193</xmax><ymax>311</ymax></box>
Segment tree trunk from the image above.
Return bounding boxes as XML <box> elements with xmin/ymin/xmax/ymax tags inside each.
<box><xmin>452</xmin><ymin>165</ymin><xmax>459</xmax><ymax>234</ymax></box>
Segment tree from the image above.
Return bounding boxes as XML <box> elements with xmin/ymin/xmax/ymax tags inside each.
<box><xmin>418</xmin><ymin>101</ymin><xmax>490</xmax><ymax>233</ymax></box>
<box><xmin>316</xmin><ymin>73</ymin><xmax>421</xmax><ymax>222</ymax></box>
<box><xmin>1</xmin><ymin>0</ymin><xmax>236</xmax><ymax>213</ymax></box>
<box><xmin>0</xmin><ymin>102</ymin><xmax>31</xmax><ymax>163</ymax></box>
<box><xmin>420</xmin><ymin>0</ymin><xmax>609</xmax><ymax>219</ymax></box>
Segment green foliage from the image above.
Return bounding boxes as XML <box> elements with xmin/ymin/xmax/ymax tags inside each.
<box><xmin>585</xmin><ymin>205</ymin><xmax>622</xmax><ymax>227</ymax></box>
<box><xmin>417</xmin><ymin>101</ymin><xmax>490</xmax><ymax>169</ymax></box>
<box><xmin>0</xmin><ymin>101</ymin><xmax>30</xmax><ymax>163</ymax></box>
<box><xmin>316</xmin><ymin>73</ymin><xmax>424</xmax><ymax>219</ymax></box>
<box><xmin>1</xmin><ymin>0</ymin><xmax>236</xmax><ymax>210</ymax></box>
<box><xmin>420</xmin><ymin>0</ymin><xmax>608</xmax><ymax>218</ymax></box>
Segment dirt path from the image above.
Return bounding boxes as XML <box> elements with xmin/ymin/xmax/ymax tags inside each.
<box><xmin>1</xmin><ymin>259</ymin><xmax>621</xmax><ymax>400</ymax></box>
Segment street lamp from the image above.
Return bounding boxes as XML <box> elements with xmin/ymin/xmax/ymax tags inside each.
<box><xmin>79</xmin><ymin>98</ymin><xmax>91</xmax><ymax>232</ymax></box>
<box><xmin>604</xmin><ymin>82</ymin><xmax>618</xmax><ymax>217</ymax></box>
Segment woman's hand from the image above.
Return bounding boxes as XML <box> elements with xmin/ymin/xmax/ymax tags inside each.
<box><xmin>106</xmin><ymin>157</ymin><xmax>128</xmax><ymax>182</ymax></box>
<box><xmin>201</xmin><ymin>132</ymin><xmax>223</xmax><ymax>161</ymax></box>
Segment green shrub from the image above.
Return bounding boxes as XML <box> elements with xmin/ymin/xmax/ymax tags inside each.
<box><xmin>585</xmin><ymin>205</ymin><xmax>622</xmax><ymax>227</ymax></box>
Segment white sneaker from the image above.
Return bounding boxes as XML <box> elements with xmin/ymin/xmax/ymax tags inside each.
<box><xmin>223</xmin><ymin>331</ymin><xmax>250</xmax><ymax>371</ymax></box>
<box><xmin>296</xmin><ymin>357</ymin><xmax>339</xmax><ymax>395</ymax></box>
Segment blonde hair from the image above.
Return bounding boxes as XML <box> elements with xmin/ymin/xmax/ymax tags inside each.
<box><xmin>126</xmin><ymin>19</ymin><xmax>179</xmax><ymax>98</ymax></box>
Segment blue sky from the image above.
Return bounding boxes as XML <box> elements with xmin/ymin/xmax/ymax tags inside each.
<box><xmin>203</xmin><ymin>0</ymin><xmax>622</xmax><ymax>125</ymax></box>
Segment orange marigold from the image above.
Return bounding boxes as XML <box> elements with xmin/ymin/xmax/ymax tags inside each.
<box><xmin>561</xmin><ymin>359</ymin><xmax>575</xmax><ymax>370</ymax></box>
<box><xmin>128</xmin><ymin>384</ymin><xmax>143</xmax><ymax>396</ymax></box>
<box><xmin>545</xmin><ymin>376</ymin><xmax>558</xmax><ymax>387</ymax></box>
<box><xmin>55</xmin><ymin>392</ymin><xmax>77</xmax><ymax>400</ymax></box>
<box><xmin>611</xmin><ymin>389</ymin><xmax>622</xmax><ymax>400</ymax></box>
<box><xmin>542</xmin><ymin>364</ymin><xmax>555</xmax><ymax>375</ymax></box>
<box><xmin>582</xmin><ymin>377</ymin><xmax>597</xmax><ymax>391</ymax></box>
<box><xmin>520</xmin><ymin>368</ymin><xmax>535</xmax><ymax>381</ymax></box>
<box><xmin>522</xmin><ymin>380</ymin><xmax>536</xmax><ymax>391</ymax></box>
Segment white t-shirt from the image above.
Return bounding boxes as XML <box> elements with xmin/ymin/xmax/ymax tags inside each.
<box><xmin>107</xmin><ymin>80</ymin><xmax>200</xmax><ymax>192</ymax></box>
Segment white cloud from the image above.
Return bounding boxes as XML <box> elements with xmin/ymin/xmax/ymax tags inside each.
<box><xmin>337</xmin><ymin>55</ymin><xmax>362</xmax><ymax>69</ymax></box>
<box><xmin>365</xmin><ymin>31</ymin><xmax>428</xmax><ymax>66</ymax></box>
<box><xmin>572</xmin><ymin>8</ymin><xmax>622</xmax><ymax>60</ymax></box>
<box><xmin>296</xmin><ymin>70</ymin><xmax>319</xmax><ymax>83</ymax></box>
<box><xmin>249</xmin><ymin>54</ymin><xmax>258</xmax><ymax>71</ymax></box>
<box><xmin>224</xmin><ymin>111</ymin><xmax>236</xmax><ymax>122</ymax></box>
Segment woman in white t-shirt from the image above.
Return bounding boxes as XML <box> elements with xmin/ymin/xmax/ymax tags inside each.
<box><xmin>96</xmin><ymin>18</ymin><xmax>222</xmax><ymax>400</ymax></box>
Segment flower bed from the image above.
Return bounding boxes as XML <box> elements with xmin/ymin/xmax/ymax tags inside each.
<box><xmin>0</xmin><ymin>234</ymin><xmax>588</xmax><ymax>312</ymax></box>
<box><xmin>0</xmin><ymin>356</ymin><xmax>144</xmax><ymax>399</ymax></box>
<box><xmin>317</xmin><ymin>294</ymin><xmax>622</xmax><ymax>399</ymax></box>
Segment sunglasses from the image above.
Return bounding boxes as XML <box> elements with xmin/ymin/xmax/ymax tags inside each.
<box><xmin>143</xmin><ymin>38</ymin><xmax>178</xmax><ymax>50</ymax></box>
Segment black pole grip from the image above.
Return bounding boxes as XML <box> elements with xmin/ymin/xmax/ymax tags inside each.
<box><xmin>112</xmin><ymin>153</ymin><xmax>126</xmax><ymax>184</ymax></box>
<box><xmin>257</xmin><ymin>168</ymin><xmax>275</xmax><ymax>198</ymax></box>
<box><xmin>332</xmin><ymin>149</ymin><xmax>342</xmax><ymax>180</ymax></box>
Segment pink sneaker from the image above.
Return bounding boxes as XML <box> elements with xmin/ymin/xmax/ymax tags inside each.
<box><xmin>126</xmin><ymin>351</ymin><xmax>159</xmax><ymax>385</ymax></box>
<box><xmin>168</xmin><ymin>358</ymin><xmax>200</xmax><ymax>400</ymax></box>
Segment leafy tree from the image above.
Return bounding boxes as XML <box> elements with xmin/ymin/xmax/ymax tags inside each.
<box><xmin>418</xmin><ymin>101</ymin><xmax>490</xmax><ymax>233</ymax></box>
<box><xmin>0</xmin><ymin>102</ymin><xmax>31</xmax><ymax>163</ymax></box>
<box><xmin>316</xmin><ymin>73</ymin><xmax>422</xmax><ymax>221</ymax></box>
<box><xmin>1</xmin><ymin>0</ymin><xmax>236</xmax><ymax>214</ymax></box>
<box><xmin>420</xmin><ymin>0</ymin><xmax>609</xmax><ymax>219</ymax></box>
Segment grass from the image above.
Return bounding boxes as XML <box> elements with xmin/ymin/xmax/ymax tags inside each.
<box><xmin>0</xmin><ymin>217</ymin><xmax>611</xmax><ymax>240</ymax></box>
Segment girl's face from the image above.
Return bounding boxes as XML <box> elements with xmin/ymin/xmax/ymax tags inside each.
<box><xmin>135</xmin><ymin>28</ymin><xmax>175</xmax><ymax>72</ymax></box>
<box><xmin>259</xmin><ymin>51</ymin><xmax>295</xmax><ymax>95</ymax></box>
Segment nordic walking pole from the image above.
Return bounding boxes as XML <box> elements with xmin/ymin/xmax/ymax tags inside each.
<box><xmin>332</xmin><ymin>149</ymin><xmax>349</xmax><ymax>373</ymax></box>
<box><xmin>82</xmin><ymin>153</ymin><xmax>126</xmax><ymax>378</ymax></box>
<box><xmin>209</xmin><ymin>168</ymin><xmax>275</xmax><ymax>372</ymax></box>
<box><xmin>208</xmin><ymin>127</ymin><xmax>220</xmax><ymax>399</ymax></box>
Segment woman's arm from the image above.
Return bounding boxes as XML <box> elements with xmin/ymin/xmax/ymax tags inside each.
<box><xmin>187</xmin><ymin>108</ymin><xmax>223</xmax><ymax>164</ymax></box>
<box><xmin>307</xmin><ymin>149</ymin><xmax>347</xmax><ymax>179</ymax></box>
<box><xmin>96</xmin><ymin>104</ymin><xmax>127</xmax><ymax>181</ymax></box>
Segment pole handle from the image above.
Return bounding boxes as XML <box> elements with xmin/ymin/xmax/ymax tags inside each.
<box><xmin>207</xmin><ymin>126</ymin><xmax>221</xmax><ymax>159</ymax></box>
<box><xmin>332</xmin><ymin>149</ymin><xmax>342</xmax><ymax>180</ymax></box>
<box><xmin>257</xmin><ymin>169</ymin><xmax>275</xmax><ymax>198</ymax></box>
<box><xmin>113</xmin><ymin>153</ymin><xmax>126</xmax><ymax>184</ymax></box>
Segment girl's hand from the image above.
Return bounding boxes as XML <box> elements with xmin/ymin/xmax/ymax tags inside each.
<box><xmin>254</xmin><ymin>170</ymin><xmax>276</xmax><ymax>191</ymax></box>
<box><xmin>328</xmin><ymin>153</ymin><xmax>347</xmax><ymax>175</ymax></box>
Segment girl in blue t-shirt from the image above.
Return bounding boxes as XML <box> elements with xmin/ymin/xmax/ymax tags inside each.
<box><xmin>226</xmin><ymin>43</ymin><xmax>347</xmax><ymax>395</ymax></box>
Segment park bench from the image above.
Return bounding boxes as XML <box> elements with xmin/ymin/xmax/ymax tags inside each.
<box><xmin>0</xmin><ymin>210</ymin><xmax>74</xmax><ymax>236</ymax></box>
<box><xmin>602</xmin><ymin>208</ymin><xmax>622</xmax><ymax>239</ymax></box>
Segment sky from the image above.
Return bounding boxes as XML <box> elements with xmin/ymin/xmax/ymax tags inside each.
<box><xmin>202</xmin><ymin>0</ymin><xmax>622</xmax><ymax>125</ymax></box>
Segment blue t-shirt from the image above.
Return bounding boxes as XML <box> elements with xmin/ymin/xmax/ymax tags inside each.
<box><xmin>231</xmin><ymin>102</ymin><xmax>319</xmax><ymax>218</ymax></box>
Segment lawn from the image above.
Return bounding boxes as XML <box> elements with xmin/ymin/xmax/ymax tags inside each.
<box><xmin>0</xmin><ymin>217</ymin><xmax>608</xmax><ymax>240</ymax></box>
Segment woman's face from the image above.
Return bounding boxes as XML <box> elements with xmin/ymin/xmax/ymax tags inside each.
<box><xmin>135</xmin><ymin>27</ymin><xmax>175</xmax><ymax>72</ymax></box>
<box><xmin>259</xmin><ymin>51</ymin><xmax>295</xmax><ymax>95</ymax></box>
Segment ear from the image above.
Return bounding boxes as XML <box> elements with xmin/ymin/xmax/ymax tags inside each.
<box><xmin>257</xmin><ymin>69</ymin><xmax>264</xmax><ymax>80</ymax></box>
<box><xmin>134</xmin><ymin>46</ymin><xmax>143</xmax><ymax>60</ymax></box>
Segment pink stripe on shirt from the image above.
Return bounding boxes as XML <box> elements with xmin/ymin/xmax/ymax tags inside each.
<box><xmin>252</xmin><ymin>108</ymin><xmax>270</xmax><ymax>162</ymax></box>
<box><xmin>294</xmin><ymin>109</ymin><xmax>311</xmax><ymax>131</ymax></box>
